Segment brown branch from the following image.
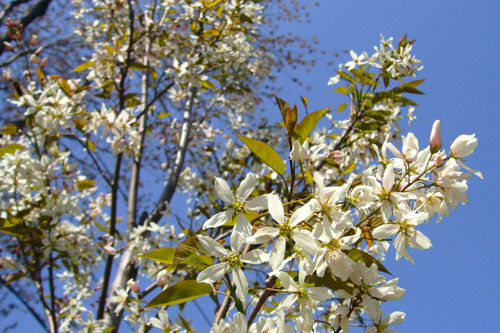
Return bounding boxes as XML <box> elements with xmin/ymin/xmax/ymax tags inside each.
<box><xmin>0</xmin><ymin>0</ymin><xmax>53</xmax><ymax>56</ymax></box>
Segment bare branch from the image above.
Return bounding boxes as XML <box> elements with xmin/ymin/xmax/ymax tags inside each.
<box><xmin>0</xmin><ymin>0</ymin><xmax>53</xmax><ymax>56</ymax></box>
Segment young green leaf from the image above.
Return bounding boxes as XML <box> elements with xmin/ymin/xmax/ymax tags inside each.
<box><xmin>73</xmin><ymin>61</ymin><xmax>96</xmax><ymax>72</ymax></box>
<box><xmin>294</xmin><ymin>107</ymin><xmax>330</xmax><ymax>144</ymax></box>
<box><xmin>236</xmin><ymin>134</ymin><xmax>285</xmax><ymax>175</ymax></box>
<box><xmin>172</xmin><ymin>237</ymin><xmax>201</xmax><ymax>267</ymax></box>
<box><xmin>145</xmin><ymin>280</ymin><xmax>212</xmax><ymax>308</ymax></box>
<box><xmin>0</xmin><ymin>144</ymin><xmax>23</xmax><ymax>158</ymax></box>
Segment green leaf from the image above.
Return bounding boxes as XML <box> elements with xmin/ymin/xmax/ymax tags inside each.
<box><xmin>140</xmin><ymin>247</ymin><xmax>176</xmax><ymax>264</ymax></box>
<box><xmin>1</xmin><ymin>123</ymin><xmax>21</xmax><ymax>135</ymax></box>
<box><xmin>172</xmin><ymin>237</ymin><xmax>200</xmax><ymax>267</ymax></box>
<box><xmin>334</xmin><ymin>86</ymin><xmax>349</xmax><ymax>96</ymax></box>
<box><xmin>236</xmin><ymin>135</ymin><xmax>285</xmax><ymax>175</ymax></box>
<box><xmin>346</xmin><ymin>248</ymin><xmax>391</xmax><ymax>275</ymax></box>
<box><xmin>145</xmin><ymin>280</ymin><xmax>212</xmax><ymax>308</ymax></box>
<box><xmin>157</xmin><ymin>112</ymin><xmax>171</xmax><ymax>119</ymax></box>
<box><xmin>0</xmin><ymin>144</ymin><xmax>22</xmax><ymax>158</ymax></box>
<box><xmin>343</xmin><ymin>161</ymin><xmax>356</xmax><ymax>175</ymax></box>
<box><xmin>129</xmin><ymin>62</ymin><xmax>148</xmax><ymax>70</ymax></box>
<box><xmin>337</xmin><ymin>103</ymin><xmax>347</xmax><ymax>113</ymax></box>
<box><xmin>293</xmin><ymin>107</ymin><xmax>330</xmax><ymax>144</ymax></box>
<box><xmin>76</xmin><ymin>179</ymin><xmax>98</xmax><ymax>190</ymax></box>
<box><xmin>73</xmin><ymin>61</ymin><xmax>95</xmax><ymax>72</ymax></box>
<box><xmin>140</xmin><ymin>247</ymin><xmax>212</xmax><ymax>268</ymax></box>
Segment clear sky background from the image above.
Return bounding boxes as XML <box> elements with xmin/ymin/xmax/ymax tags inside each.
<box><xmin>271</xmin><ymin>1</ymin><xmax>499</xmax><ymax>332</ymax></box>
<box><xmin>4</xmin><ymin>1</ymin><xmax>499</xmax><ymax>332</ymax></box>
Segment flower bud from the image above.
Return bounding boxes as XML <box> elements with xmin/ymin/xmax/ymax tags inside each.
<box><xmin>3</xmin><ymin>68</ymin><xmax>12</xmax><ymax>80</ymax></box>
<box><xmin>30</xmin><ymin>34</ymin><xmax>37</xmax><ymax>46</ymax></box>
<box><xmin>127</xmin><ymin>279</ymin><xmax>140</xmax><ymax>293</ymax></box>
<box><xmin>434</xmin><ymin>155</ymin><xmax>444</xmax><ymax>167</ymax></box>
<box><xmin>40</xmin><ymin>57</ymin><xmax>47</xmax><ymax>68</ymax></box>
<box><xmin>450</xmin><ymin>134</ymin><xmax>478</xmax><ymax>158</ymax></box>
<box><xmin>429</xmin><ymin>120</ymin><xmax>442</xmax><ymax>153</ymax></box>
<box><xmin>3</xmin><ymin>42</ymin><xmax>13</xmax><ymax>52</ymax></box>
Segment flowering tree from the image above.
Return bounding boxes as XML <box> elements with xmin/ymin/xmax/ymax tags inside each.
<box><xmin>0</xmin><ymin>1</ymin><xmax>481</xmax><ymax>332</ymax></box>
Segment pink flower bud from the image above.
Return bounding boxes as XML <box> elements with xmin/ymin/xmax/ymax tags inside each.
<box><xmin>40</xmin><ymin>57</ymin><xmax>47</xmax><ymax>68</ymax></box>
<box><xmin>3</xmin><ymin>68</ymin><xmax>12</xmax><ymax>80</ymax></box>
<box><xmin>30</xmin><ymin>35</ymin><xmax>37</xmax><ymax>46</ymax></box>
<box><xmin>331</xmin><ymin>150</ymin><xmax>343</xmax><ymax>159</ymax></box>
<box><xmin>429</xmin><ymin>120</ymin><xmax>442</xmax><ymax>153</ymax></box>
<box><xmin>3</xmin><ymin>42</ymin><xmax>13</xmax><ymax>52</ymax></box>
<box><xmin>35</xmin><ymin>46</ymin><xmax>43</xmax><ymax>55</ymax></box>
<box><xmin>127</xmin><ymin>279</ymin><xmax>140</xmax><ymax>293</ymax></box>
<box><xmin>30</xmin><ymin>54</ymin><xmax>39</xmax><ymax>63</ymax></box>
<box><xmin>434</xmin><ymin>155</ymin><xmax>443</xmax><ymax>167</ymax></box>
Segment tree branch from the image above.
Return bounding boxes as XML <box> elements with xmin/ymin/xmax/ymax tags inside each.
<box><xmin>0</xmin><ymin>0</ymin><xmax>53</xmax><ymax>56</ymax></box>
<box><xmin>0</xmin><ymin>277</ymin><xmax>49</xmax><ymax>332</ymax></box>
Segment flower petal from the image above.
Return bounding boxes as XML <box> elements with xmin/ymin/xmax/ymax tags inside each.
<box><xmin>203</xmin><ymin>210</ymin><xmax>233</xmax><ymax>229</ymax></box>
<box><xmin>232</xmin><ymin>267</ymin><xmax>249</xmax><ymax>302</ymax></box>
<box><xmin>241</xmin><ymin>249</ymin><xmax>269</xmax><ymax>264</ymax></box>
<box><xmin>196</xmin><ymin>262</ymin><xmax>229</xmax><ymax>284</ymax></box>
<box><xmin>197</xmin><ymin>235</ymin><xmax>229</xmax><ymax>258</ymax></box>
<box><xmin>236</xmin><ymin>173</ymin><xmax>257</xmax><ymax>200</ymax></box>
<box><xmin>215</xmin><ymin>177</ymin><xmax>234</xmax><ymax>203</ymax></box>
<box><xmin>246</xmin><ymin>195</ymin><xmax>268</xmax><ymax>210</ymax></box>
<box><xmin>268</xmin><ymin>193</ymin><xmax>285</xmax><ymax>225</ymax></box>
<box><xmin>269</xmin><ymin>237</ymin><xmax>286</xmax><ymax>270</ymax></box>
<box><xmin>234</xmin><ymin>213</ymin><xmax>252</xmax><ymax>238</ymax></box>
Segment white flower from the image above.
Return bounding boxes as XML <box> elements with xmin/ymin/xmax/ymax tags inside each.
<box><xmin>289</xmin><ymin>139</ymin><xmax>310</xmax><ymax>162</ymax></box>
<box><xmin>197</xmin><ymin>234</ymin><xmax>268</xmax><ymax>302</ymax></box>
<box><xmin>248</xmin><ymin>194</ymin><xmax>318</xmax><ymax>270</ymax></box>
<box><xmin>203</xmin><ymin>173</ymin><xmax>267</xmax><ymax>238</ymax></box>
<box><xmin>150</xmin><ymin>310</ymin><xmax>181</xmax><ymax>332</ymax></box>
<box><xmin>450</xmin><ymin>134</ymin><xmax>478</xmax><ymax>158</ymax></box>
<box><xmin>277</xmin><ymin>272</ymin><xmax>332</xmax><ymax>329</ymax></box>
<box><xmin>366</xmin><ymin>311</ymin><xmax>406</xmax><ymax>333</ymax></box>
<box><xmin>372</xmin><ymin>204</ymin><xmax>431</xmax><ymax>264</ymax></box>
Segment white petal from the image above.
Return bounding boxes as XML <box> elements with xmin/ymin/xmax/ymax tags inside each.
<box><xmin>457</xmin><ymin>160</ymin><xmax>483</xmax><ymax>179</ymax></box>
<box><xmin>236</xmin><ymin>173</ymin><xmax>258</xmax><ymax>200</ymax></box>
<box><xmin>385</xmin><ymin>311</ymin><xmax>406</xmax><ymax>326</ymax></box>
<box><xmin>383</xmin><ymin>164</ymin><xmax>394</xmax><ymax>191</ymax></box>
<box><xmin>196</xmin><ymin>262</ymin><xmax>229</xmax><ymax>284</ymax></box>
<box><xmin>372</xmin><ymin>224</ymin><xmax>399</xmax><ymax>239</ymax></box>
<box><xmin>197</xmin><ymin>235</ymin><xmax>229</xmax><ymax>258</ymax></box>
<box><xmin>150</xmin><ymin>317</ymin><xmax>164</xmax><ymax>329</ymax></box>
<box><xmin>232</xmin><ymin>267</ymin><xmax>249</xmax><ymax>302</ymax></box>
<box><xmin>230</xmin><ymin>231</ymin><xmax>245</xmax><ymax>253</ymax></box>
<box><xmin>247</xmin><ymin>227</ymin><xmax>278</xmax><ymax>244</ymax></box>
<box><xmin>410</xmin><ymin>229</ymin><xmax>432</xmax><ymax>250</ymax></box>
<box><xmin>292</xmin><ymin>231</ymin><xmax>318</xmax><ymax>255</ymax></box>
<box><xmin>289</xmin><ymin>203</ymin><xmax>313</xmax><ymax>226</ymax></box>
<box><xmin>241</xmin><ymin>249</ymin><xmax>269</xmax><ymax>264</ymax></box>
<box><xmin>203</xmin><ymin>210</ymin><xmax>233</xmax><ymax>229</ymax></box>
<box><xmin>270</xmin><ymin>237</ymin><xmax>287</xmax><ymax>270</ymax></box>
<box><xmin>215</xmin><ymin>178</ymin><xmax>234</xmax><ymax>203</ymax></box>
<box><xmin>309</xmin><ymin>287</ymin><xmax>332</xmax><ymax>302</ymax></box>
<box><xmin>268</xmin><ymin>194</ymin><xmax>285</xmax><ymax>225</ymax></box>
<box><xmin>385</xmin><ymin>142</ymin><xmax>404</xmax><ymax>159</ymax></box>
<box><xmin>278</xmin><ymin>272</ymin><xmax>298</xmax><ymax>291</ymax></box>
<box><xmin>246</xmin><ymin>195</ymin><xmax>268</xmax><ymax>210</ymax></box>
<box><xmin>299</xmin><ymin>299</ymin><xmax>314</xmax><ymax>327</ymax></box>
<box><xmin>234</xmin><ymin>213</ymin><xmax>252</xmax><ymax>238</ymax></box>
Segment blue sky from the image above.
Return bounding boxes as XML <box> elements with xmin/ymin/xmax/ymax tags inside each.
<box><xmin>5</xmin><ymin>1</ymin><xmax>499</xmax><ymax>332</ymax></box>
<box><xmin>273</xmin><ymin>1</ymin><xmax>499</xmax><ymax>331</ymax></box>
